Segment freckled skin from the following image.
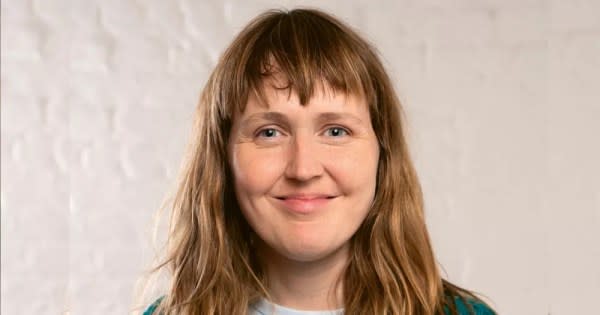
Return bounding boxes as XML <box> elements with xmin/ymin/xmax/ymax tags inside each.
<box><xmin>227</xmin><ymin>83</ymin><xmax>380</xmax><ymax>264</ymax></box>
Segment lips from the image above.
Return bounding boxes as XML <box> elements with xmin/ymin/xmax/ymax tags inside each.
<box><xmin>274</xmin><ymin>195</ymin><xmax>337</xmax><ymax>214</ymax></box>
<box><xmin>276</xmin><ymin>193</ymin><xmax>335</xmax><ymax>200</ymax></box>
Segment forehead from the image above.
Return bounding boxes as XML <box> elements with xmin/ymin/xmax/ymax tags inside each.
<box><xmin>234</xmin><ymin>78</ymin><xmax>369</xmax><ymax>119</ymax></box>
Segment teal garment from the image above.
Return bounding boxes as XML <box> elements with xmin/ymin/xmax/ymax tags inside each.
<box><xmin>450</xmin><ymin>298</ymin><xmax>496</xmax><ymax>315</ymax></box>
<box><xmin>143</xmin><ymin>296</ymin><xmax>495</xmax><ymax>315</ymax></box>
<box><xmin>143</xmin><ymin>296</ymin><xmax>164</xmax><ymax>315</ymax></box>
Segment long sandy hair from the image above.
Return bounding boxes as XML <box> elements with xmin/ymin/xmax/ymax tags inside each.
<box><xmin>145</xmin><ymin>8</ymin><xmax>493</xmax><ymax>315</ymax></box>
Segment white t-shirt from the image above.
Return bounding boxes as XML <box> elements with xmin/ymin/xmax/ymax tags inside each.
<box><xmin>250</xmin><ymin>298</ymin><xmax>344</xmax><ymax>315</ymax></box>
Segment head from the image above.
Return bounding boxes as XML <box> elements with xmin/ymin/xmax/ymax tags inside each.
<box><xmin>228</xmin><ymin>74</ymin><xmax>380</xmax><ymax>265</ymax></box>
<box><xmin>152</xmin><ymin>8</ymin><xmax>470</xmax><ymax>315</ymax></box>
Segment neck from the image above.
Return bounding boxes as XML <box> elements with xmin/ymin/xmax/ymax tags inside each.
<box><xmin>256</xmin><ymin>241</ymin><xmax>349</xmax><ymax>311</ymax></box>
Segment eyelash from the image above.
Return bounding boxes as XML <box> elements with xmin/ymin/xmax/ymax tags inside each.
<box><xmin>255</xmin><ymin>126</ymin><xmax>351</xmax><ymax>139</ymax></box>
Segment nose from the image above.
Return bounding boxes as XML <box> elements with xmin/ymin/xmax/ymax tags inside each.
<box><xmin>284</xmin><ymin>132</ymin><xmax>324</xmax><ymax>181</ymax></box>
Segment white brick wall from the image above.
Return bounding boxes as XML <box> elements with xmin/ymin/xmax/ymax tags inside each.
<box><xmin>1</xmin><ymin>1</ymin><xmax>599</xmax><ymax>314</ymax></box>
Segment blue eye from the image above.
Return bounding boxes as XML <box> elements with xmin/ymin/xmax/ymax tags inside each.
<box><xmin>257</xmin><ymin>128</ymin><xmax>280</xmax><ymax>138</ymax></box>
<box><xmin>325</xmin><ymin>127</ymin><xmax>349</xmax><ymax>137</ymax></box>
<box><xmin>256</xmin><ymin>127</ymin><xmax>349</xmax><ymax>139</ymax></box>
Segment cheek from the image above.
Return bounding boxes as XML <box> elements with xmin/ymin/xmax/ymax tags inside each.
<box><xmin>230</xmin><ymin>146</ymin><xmax>286</xmax><ymax>196</ymax></box>
<box><xmin>326</xmin><ymin>145</ymin><xmax>380</xmax><ymax>193</ymax></box>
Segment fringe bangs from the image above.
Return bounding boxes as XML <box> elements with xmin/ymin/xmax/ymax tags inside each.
<box><xmin>219</xmin><ymin>9</ymin><xmax>377</xmax><ymax>117</ymax></box>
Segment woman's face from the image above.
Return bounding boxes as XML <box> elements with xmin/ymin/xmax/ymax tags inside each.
<box><xmin>228</xmin><ymin>80</ymin><xmax>380</xmax><ymax>263</ymax></box>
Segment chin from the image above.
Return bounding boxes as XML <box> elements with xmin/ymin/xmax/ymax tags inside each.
<box><xmin>282</xmin><ymin>250</ymin><xmax>329</xmax><ymax>263</ymax></box>
<box><xmin>275</xmin><ymin>240</ymin><xmax>349</xmax><ymax>263</ymax></box>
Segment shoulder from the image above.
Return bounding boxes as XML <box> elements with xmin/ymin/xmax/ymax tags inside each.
<box><xmin>143</xmin><ymin>296</ymin><xmax>165</xmax><ymax>315</ymax></box>
<box><xmin>448</xmin><ymin>297</ymin><xmax>496</xmax><ymax>315</ymax></box>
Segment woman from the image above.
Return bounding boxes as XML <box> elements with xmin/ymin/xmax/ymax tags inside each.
<box><xmin>142</xmin><ymin>8</ymin><xmax>495</xmax><ymax>315</ymax></box>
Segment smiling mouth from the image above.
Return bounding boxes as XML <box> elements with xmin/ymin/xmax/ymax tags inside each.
<box><xmin>275</xmin><ymin>196</ymin><xmax>336</xmax><ymax>200</ymax></box>
<box><xmin>273</xmin><ymin>196</ymin><xmax>337</xmax><ymax>214</ymax></box>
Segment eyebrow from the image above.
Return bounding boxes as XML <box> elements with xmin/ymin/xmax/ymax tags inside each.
<box><xmin>241</xmin><ymin>111</ymin><xmax>365</xmax><ymax>126</ymax></box>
